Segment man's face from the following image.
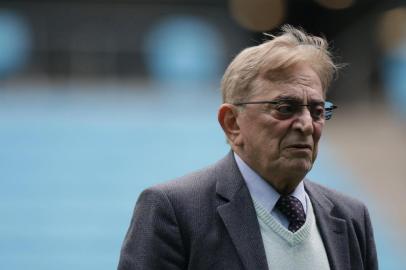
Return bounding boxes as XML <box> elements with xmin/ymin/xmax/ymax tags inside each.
<box><xmin>235</xmin><ymin>63</ymin><xmax>325</xmax><ymax>187</ymax></box>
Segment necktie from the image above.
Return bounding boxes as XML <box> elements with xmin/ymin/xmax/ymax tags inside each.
<box><xmin>275</xmin><ymin>195</ymin><xmax>306</xmax><ymax>232</ymax></box>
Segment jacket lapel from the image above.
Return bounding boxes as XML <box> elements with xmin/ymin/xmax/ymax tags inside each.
<box><xmin>215</xmin><ymin>153</ymin><xmax>269</xmax><ymax>270</ymax></box>
<box><xmin>305</xmin><ymin>181</ymin><xmax>350</xmax><ymax>270</ymax></box>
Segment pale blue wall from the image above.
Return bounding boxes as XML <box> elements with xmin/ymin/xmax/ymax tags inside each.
<box><xmin>0</xmin><ymin>85</ymin><xmax>403</xmax><ymax>269</ymax></box>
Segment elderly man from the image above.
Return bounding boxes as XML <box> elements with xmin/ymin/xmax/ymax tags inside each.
<box><xmin>118</xmin><ymin>25</ymin><xmax>378</xmax><ymax>270</ymax></box>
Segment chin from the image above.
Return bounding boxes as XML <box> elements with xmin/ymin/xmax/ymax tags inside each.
<box><xmin>285</xmin><ymin>159</ymin><xmax>313</xmax><ymax>174</ymax></box>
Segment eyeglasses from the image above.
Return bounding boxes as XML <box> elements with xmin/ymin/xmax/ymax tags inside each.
<box><xmin>233</xmin><ymin>100</ymin><xmax>338</xmax><ymax>120</ymax></box>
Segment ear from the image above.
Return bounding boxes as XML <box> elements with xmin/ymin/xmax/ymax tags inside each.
<box><xmin>218</xmin><ymin>104</ymin><xmax>243</xmax><ymax>146</ymax></box>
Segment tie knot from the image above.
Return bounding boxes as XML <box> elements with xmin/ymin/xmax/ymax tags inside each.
<box><xmin>275</xmin><ymin>195</ymin><xmax>306</xmax><ymax>232</ymax></box>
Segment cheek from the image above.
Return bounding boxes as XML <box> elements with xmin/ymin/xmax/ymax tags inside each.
<box><xmin>273</xmin><ymin>121</ymin><xmax>294</xmax><ymax>143</ymax></box>
<box><xmin>312</xmin><ymin>124</ymin><xmax>324</xmax><ymax>161</ymax></box>
<box><xmin>264</xmin><ymin>122</ymin><xmax>292</xmax><ymax>156</ymax></box>
<box><xmin>313</xmin><ymin>123</ymin><xmax>324</xmax><ymax>144</ymax></box>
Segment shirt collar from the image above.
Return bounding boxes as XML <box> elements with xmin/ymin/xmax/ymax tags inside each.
<box><xmin>234</xmin><ymin>152</ymin><xmax>307</xmax><ymax>214</ymax></box>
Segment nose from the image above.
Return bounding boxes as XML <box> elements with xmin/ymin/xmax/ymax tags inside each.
<box><xmin>292</xmin><ymin>107</ymin><xmax>314</xmax><ymax>135</ymax></box>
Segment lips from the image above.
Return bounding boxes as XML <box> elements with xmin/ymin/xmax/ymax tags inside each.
<box><xmin>285</xmin><ymin>144</ymin><xmax>312</xmax><ymax>150</ymax></box>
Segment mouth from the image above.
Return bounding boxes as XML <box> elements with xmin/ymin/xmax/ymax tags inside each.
<box><xmin>285</xmin><ymin>144</ymin><xmax>312</xmax><ymax>150</ymax></box>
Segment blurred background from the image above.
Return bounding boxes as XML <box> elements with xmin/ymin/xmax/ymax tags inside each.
<box><xmin>0</xmin><ymin>0</ymin><xmax>405</xmax><ymax>269</ymax></box>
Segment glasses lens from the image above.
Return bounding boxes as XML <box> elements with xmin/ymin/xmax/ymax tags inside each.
<box><xmin>324</xmin><ymin>101</ymin><xmax>336</xmax><ymax>120</ymax></box>
<box><xmin>274</xmin><ymin>101</ymin><xmax>299</xmax><ymax>116</ymax></box>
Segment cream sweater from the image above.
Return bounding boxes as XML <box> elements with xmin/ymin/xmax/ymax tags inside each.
<box><xmin>253</xmin><ymin>196</ymin><xmax>331</xmax><ymax>270</ymax></box>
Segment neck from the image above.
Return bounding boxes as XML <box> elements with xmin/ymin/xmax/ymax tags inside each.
<box><xmin>234</xmin><ymin>149</ymin><xmax>305</xmax><ymax>195</ymax></box>
<box><xmin>264</xmin><ymin>174</ymin><xmax>303</xmax><ymax>195</ymax></box>
<box><xmin>263</xmin><ymin>163</ymin><xmax>308</xmax><ymax>194</ymax></box>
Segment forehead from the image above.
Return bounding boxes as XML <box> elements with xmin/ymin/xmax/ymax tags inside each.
<box><xmin>254</xmin><ymin>63</ymin><xmax>324</xmax><ymax>101</ymax></box>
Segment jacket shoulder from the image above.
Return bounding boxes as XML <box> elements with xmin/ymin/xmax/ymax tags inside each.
<box><xmin>305</xmin><ymin>180</ymin><xmax>368</xmax><ymax>217</ymax></box>
<box><xmin>148</xmin><ymin>161</ymin><xmax>219</xmax><ymax>199</ymax></box>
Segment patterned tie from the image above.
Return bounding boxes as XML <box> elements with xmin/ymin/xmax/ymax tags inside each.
<box><xmin>275</xmin><ymin>195</ymin><xmax>306</xmax><ymax>232</ymax></box>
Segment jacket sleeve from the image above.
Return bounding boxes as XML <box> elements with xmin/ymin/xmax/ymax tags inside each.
<box><xmin>363</xmin><ymin>206</ymin><xmax>378</xmax><ymax>270</ymax></box>
<box><xmin>118</xmin><ymin>188</ymin><xmax>186</xmax><ymax>270</ymax></box>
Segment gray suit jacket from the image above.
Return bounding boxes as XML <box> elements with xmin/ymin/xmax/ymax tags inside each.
<box><xmin>118</xmin><ymin>152</ymin><xmax>378</xmax><ymax>270</ymax></box>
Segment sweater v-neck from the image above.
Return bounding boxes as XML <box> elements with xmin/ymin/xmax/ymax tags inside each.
<box><xmin>253</xmin><ymin>196</ymin><xmax>314</xmax><ymax>246</ymax></box>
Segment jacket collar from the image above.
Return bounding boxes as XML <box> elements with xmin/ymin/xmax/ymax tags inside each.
<box><xmin>215</xmin><ymin>152</ymin><xmax>269</xmax><ymax>270</ymax></box>
<box><xmin>214</xmin><ymin>152</ymin><xmax>350</xmax><ymax>270</ymax></box>
<box><xmin>305</xmin><ymin>181</ymin><xmax>350</xmax><ymax>270</ymax></box>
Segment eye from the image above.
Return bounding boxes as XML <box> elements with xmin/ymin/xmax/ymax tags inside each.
<box><xmin>275</xmin><ymin>102</ymin><xmax>297</xmax><ymax>115</ymax></box>
<box><xmin>310</xmin><ymin>104</ymin><xmax>325</xmax><ymax>119</ymax></box>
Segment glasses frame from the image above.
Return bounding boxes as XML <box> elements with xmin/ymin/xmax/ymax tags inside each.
<box><xmin>232</xmin><ymin>100</ymin><xmax>338</xmax><ymax>120</ymax></box>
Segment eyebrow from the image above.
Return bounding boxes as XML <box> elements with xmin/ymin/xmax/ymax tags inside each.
<box><xmin>272</xmin><ymin>95</ymin><xmax>324</xmax><ymax>105</ymax></box>
<box><xmin>272</xmin><ymin>95</ymin><xmax>301</xmax><ymax>102</ymax></box>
